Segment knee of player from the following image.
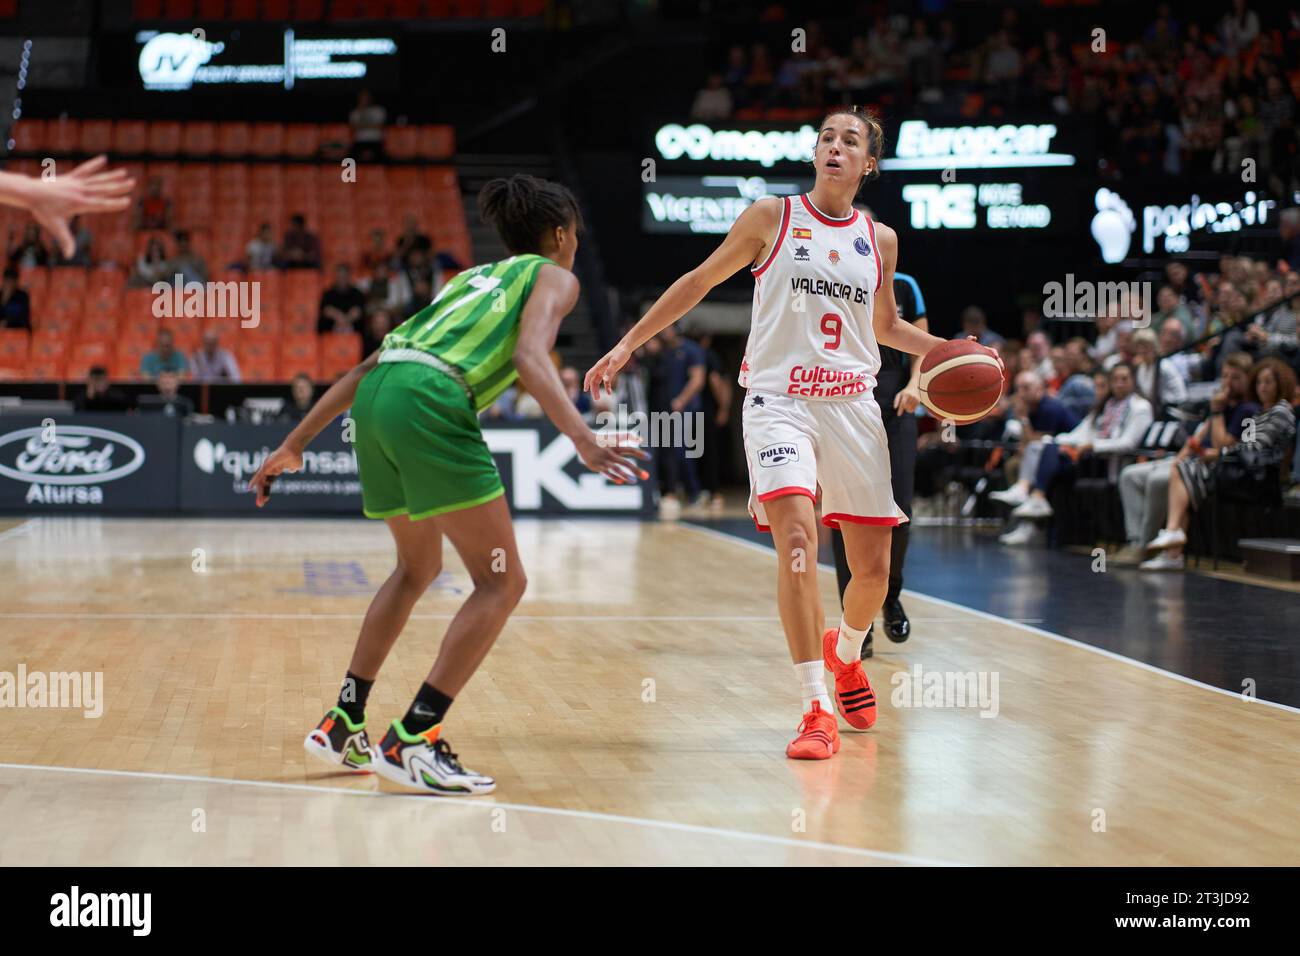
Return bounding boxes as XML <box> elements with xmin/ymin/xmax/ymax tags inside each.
<box><xmin>480</xmin><ymin>564</ymin><xmax>527</xmax><ymax>605</ymax></box>
<box><xmin>776</xmin><ymin>525</ymin><xmax>817</xmax><ymax>565</ymax></box>
<box><xmin>399</xmin><ymin>559</ymin><xmax>443</xmax><ymax>591</ymax></box>
<box><xmin>853</xmin><ymin>550</ymin><xmax>891</xmax><ymax>584</ymax></box>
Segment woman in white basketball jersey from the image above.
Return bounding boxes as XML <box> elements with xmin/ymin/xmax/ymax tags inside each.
<box><xmin>586</xmin><ymin>108</ymin><xmax>998</xmax><ymax>760</ymax></box>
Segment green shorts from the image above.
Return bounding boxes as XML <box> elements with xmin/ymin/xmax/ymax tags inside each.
<box><xmin>351</xmin><ymin>360</ymin><xmax>504</xmax><ymax>521</ymax></box>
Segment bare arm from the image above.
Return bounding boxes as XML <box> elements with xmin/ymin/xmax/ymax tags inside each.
<box><xmin>515</xmin><ymin>265</ymin><xmax>648</xmax><ymax>483</ymax></box>
<box><xmin>247</xmin><ymin>351</ymin><xmax>380</xmax><ymax>505</ymax></box>
<box><xmin>585</xmin><ymin>198</ymin><xmax>781</xmax><ymax>399</ymax></box>
<box><xmin>672</xmin><ymin>362</ymin><xmax>707</xmax><ymax>412</ymax></box>
<box><xmin>872</xmin><ymin>224</ymin><xmax>947</xmax><ymax>358</ymax></box>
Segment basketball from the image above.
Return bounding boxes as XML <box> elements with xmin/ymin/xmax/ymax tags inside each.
<box><xmin>917</xmin><ymin>340</ymin><xmax>1004</xmax><ymax>422</ymax></box>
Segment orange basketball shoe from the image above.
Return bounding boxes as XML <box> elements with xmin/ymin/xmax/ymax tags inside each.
<box><xmin>786</xmin><ymin>701</ymin><xmax>840</xmax><ymax>759</ymax></box>
<box><xmin>822</xmin><ymin>627</ymin><xmax>878</xmax><ymax>730</ymax></box>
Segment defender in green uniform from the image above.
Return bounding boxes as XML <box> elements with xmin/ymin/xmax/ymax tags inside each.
<box><xmin>250</xmin><ymin>176</ymin><xmax>646</xmax><ymax>795</ymax></box>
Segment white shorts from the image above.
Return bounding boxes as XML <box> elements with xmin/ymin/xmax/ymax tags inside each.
<box><xmin>741</xmin><ymin>390</ymin><xmax>906</xmax><ymax>533</ymax></box>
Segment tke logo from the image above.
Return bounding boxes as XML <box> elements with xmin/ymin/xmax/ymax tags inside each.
<box><xmin>50</xmin><ymin>886</ymin><xmax>152</xmax><ymax>936</ymax></box>
<box><xmin>758</xmin><ymin>443</ymin><xmax>799</xmax><ymax>467</ymax></box>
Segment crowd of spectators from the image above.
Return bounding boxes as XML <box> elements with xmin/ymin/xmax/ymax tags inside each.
<box><xmin>692</xmin><ymin>1</ymin><xmax>1300</xmax><ymax>190</ymax></box>
<box><xmin>916</xmin><ymin>248</ymin><xmax>1299</xmax><ymax>573</ymax></box>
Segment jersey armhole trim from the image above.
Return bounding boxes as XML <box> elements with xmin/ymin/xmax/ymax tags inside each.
<box><xmin>751</xmin><ymin>197</ymin><xmax>791</xmax><ymax>277</ymax></box>
<box><xmin>864</xmin><ymin>216</ymin><xmax>882</xmax><ymax>292</ymax></box>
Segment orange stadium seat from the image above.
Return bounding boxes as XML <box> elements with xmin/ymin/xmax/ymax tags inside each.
<box><xmin>284</xmin><ymin>124</ymin><xmax>321</xmax><ymax>158</ymax></box>
<box><xmin>318</xmin><ymin>123</ymin><xmax>351</xmax><ymax>152</ymax></box>
<box><xmin>113</xmin><ymin>120</ymin><xmax>148</xmax><ymax>154</ymax></box>
<box><xmin>197</xmin><ymin>0</ymin><xmax>227</xmax><ymax>17</ymax></box>
<box><xmin>293</xmin><ymin>0</ymin><xmax>324</xmax><ymax>18</ymax></box>
<box><xmin>79</xmin><ymin>120</ymin><xmax>113</xmax><ymax>154</ymax></box>
<box><xmin>391</xmin><ymin>0</ymin><xmax>423</xmax><ymax>16</ymax></box>
<box><xmin>147</xmin><ymin>121</ymin><xmax>182</xmax><ymax>155</ymax></box>
<box><xmin>418</xmin><ymin>125</ymin><xmax>455</xmax><ymax>159</ymax></box>
<box><xmin>229</xmin><ymin>0</ymin><xmax>256</xmax><ymax>15</ymax></box>
<box><xmin>65</xmin><ymin>341</ymin><xmax>113</xmax><ymax>381</ymax></box>
<box><xmin>330</xmin><ymin>0</ymin><xmax>362</xmax><ymax>18</ymax></box>
<box><xmin>217</xmin><ymin>122</ymin><xmax>251</xmax><ymax>157</ymax></box>
<box><xmin>29</xmin><ymin>329</ymin><xmax>69</xmax><ymax>365</ymax></box>
<box><xmin>318</xmin><ymin>332</ymin><xmax>361</xmax><ymax>379</ymax></box>
<box><xmin>114</xmin><ymin>337</ymin><xmax>155</xmax><ymax>379</ymax></box>
<box><xmin>279</xmin><ymin>334</ymin><xmax>319</xmax><ymax>380</ymax></box>
<box><xmin>161</xmin><ymin>318</ymin><xmax>202</xmax><ymax>354</ymax></box>
<box><xmin>237</xmin><ymin>339</ymin><xmax>278</xmax><ymax>381</ymax></box>
<box><xmin>11</xmin><ymin>119</ymin><xmax>45</xmax><ymax>153</ymax></box>
<box><xmin>182</xmin><ymin>122</ymin><xmax>217</xmax><ymax>157</ymax></box>
<box><xmin>262</xmin><ymin>0</ymin><xmax>290</xmax><ymax>17</ymax></box>
<box><xmin>81</xmin><ymin>311</ymin><xmax>120</xmax><ymax>344</ymax></box>
<box><xmin>45</xmin><ymin>118</ymin><xmax>79</xmax><ymax>154</ymax></box>
<box><xmin>384</xmin><ymin>125</ymin><xmax>417</xmax><ymax>159</ymax></box>
<box><xmin>24</xmin><ymin>355</ymin><xmax>65</xmax><ymax>381</ymax></box>
<box><xmin>0</xmin><ymin>329</ymin><xmax>30</xmax><ymax>374</ymax></box>
<box><xmin>249</xmin><ymin>123</ymin><xmax>285</xmax><ymax>156</ymax></box>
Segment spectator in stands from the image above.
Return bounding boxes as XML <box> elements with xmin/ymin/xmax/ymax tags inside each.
<box><xmin>1117</xmin><ymin>352</ymin><xmax>1259</xmax><ymax>564</ymax></box>
<box><xmin>318</xmin><ymin>264</ymin><xmax>365</xmax><ymax>334</ymax></box>
<box><xmin>361</xmin><ymin>228</ymin><xmax>392</xmax><ymax>273</ymax></box>
<box><xmin>957</xmin><ymin>305</ymin><xmax>1004</xmax><ymax>348</ymax></box>
<box><xmin>246</xmin><ymin>223</ymin><xmax>277</xmax><ymax>272</ymax></box>
<box><xmin>144</xmin><ymin>369</ymin><xmax>195</xmax><ymax>418</ymax></box>
<box><xmin>561</xmin><ymin>366</ymin><xmax>592</xmax><ymax>416</ymax></box>
<box><xmin>1154</xmin><ymin>285</ymin><xmax>1198</xmax><ymax>340</ymax></box>
<box><xmin>982</xmin><ymin>29</ymin><xmax>1022</xmax><ymax>105</ymax></box>
<box><xmin>349</xmin><ymin>89</ymin><xmax>387</xmax><ymax>162</ymax></box>
<box><xmin>7</xmin><ymin>223</ymin><xmax>48</xmax><ymax>268</ymax></box>
<box><xmin>280</xmin><ymin>214</ymin><xmax>321</xmax><ymax>269</ymax></box>
<box><xmin>1280</xmin><ymin>208</ymin><xmax>1300</xmax><ymax>273</ymax></box>
<box><xmin>362</xmin><ymin>261</ymin><xmax>410</xmax><ymax>316</ymax></box>
<box><xmin>1218</xmin><ymin>276</ymin><xmax>1298</xmax><ymax>361</ymax></box>
<box><xmin>0</xmin><ymin>268</ymin><xmax>30</xmax><ymax>330</ymax></box>
<box><xmin>990</xmin><ymin>370</ymin><xmax>1080</xmax><ymax>509</ymax></box>
<box><xmin>361</xmin><ymin>307</ymin><xmax>394</xmax><ymax>358</ymax></box>
<box><xmin>1047</xmin><ymin>345</ymin><xmax>1096</xmax><ymax>420</ymax></box>
<box><xmin>53</xmin><ymin>216</ymin><xmax>93</xmax><ymax>267</ymax></box>
<box><xmin>1159</xmin><ymin>318</ymin><xmax>1203</xmax><ymax>386</ymax></box>
<box><xmin>404</xmin><ymin>274</ymin><xmax>433</xmax><ymax>317</ymax></box>
<box><xmin>131</xmin><ymin>236</ymin><xmax>170</xmax><ymax>288</ymax></box>
<box><xmin>281</xmin><ymin>373</ymin><xmax>316</xmax><ymax>422</ymax></box>
<box><xmin>690</xmin><ymin>73</ymin><xmax>734</xmax><ymax>121</ymax></box>
<box><xmin>191</xmin><ymin>330</ymin><xmax>241</xmax><ymax>383</ymax></box>
<box><xmin>998</xmin><ymin>363</ymin><xmax>1154</xmax><ymax>544</ymax></box>
<box><xmin>394</xmin><ymin>215</ymin><xmax>432</xmax><ymax>268</ymax></box>
<box><xmin>140</xmin><ymin>329</ymin><xmax>189</xmax><ymax>379</ymax></box>
<box><xmin>1026</xmin><ymin>330</ymin><xmax>1053</xmax><ymax>380</ymax></box>
<box><xmin>167</xmin><ymin>231</ymin><xmax>207</xmax><ymax>285</ymax></box>
<box><xmin>1090</xmin><ymin>308</ymin><xmax>1123</xmax><ymax>363</ymax></box>
<box><xmin>76</xmin><ymin>366</ymin><xmax>131</xmax><ymax>412</ymax></box>
<box><xmin>1143</xmin><ymin>357</ymin><xmax>1296</xmax><ymax>571</ymax></box>
<box><xmin>1102</xmin><ymin>321</ymin><xmax>1136</xmax><ymax>370</ymax></box>
<box><xmin>652</xmin><ymin>323</ymin><xmax>706</xmax><ymax>510</ymax></box>
<box><xmin>1132</xmin><ymin>327</ymin><xmax>1188</xmax><ymax>409</ymax></box>
<box><xmin>135</xmin><ymin>177</ymin><xmax>172</xmax><ymax>231</ymax></box>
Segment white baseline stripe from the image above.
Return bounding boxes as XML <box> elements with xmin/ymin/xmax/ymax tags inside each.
<box><xmin>0</xmin><ymin>762</ymin><xmax>959</xmax><ymax>867</ymax></box>
<box><xmin>0</xmin><ymin>611</ymin><xmax>1038</xmax><ymax>624</ymax></box>
<box><xmin>0</xmin><ymin>518</ymin><xmax>38</xmax><ymax>544</ymax></box>
<box><xmin>678</xmin><ymin>522</ymin><xmax>1300</xmax><ymax>716</ymax></box>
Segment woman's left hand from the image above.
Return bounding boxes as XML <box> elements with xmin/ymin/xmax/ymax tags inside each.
<box><xmin>894</xmin><ymin>384</ymin><xmax>921</xmax><ymax>414</ymax></box>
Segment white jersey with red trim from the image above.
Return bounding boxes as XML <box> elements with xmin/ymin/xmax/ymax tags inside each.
<box><xmin>738</xmin><ymin>194</ymin><xmax>884</xmax><ymax>401</ymax></box>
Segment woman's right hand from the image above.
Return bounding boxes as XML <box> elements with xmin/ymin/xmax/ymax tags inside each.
<box><xmin>585</xmin><ymin>343</ymin><xmax>632</xmax><ymax>401</ymax></box>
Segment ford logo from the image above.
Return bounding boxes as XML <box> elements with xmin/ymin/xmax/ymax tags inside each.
<box><xmin>0</xmin><ymin>426</ymin><xmax>146</xmax><ymax>485</ymax></box>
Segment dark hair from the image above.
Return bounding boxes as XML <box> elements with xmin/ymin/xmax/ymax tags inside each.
<box><xmin>2</xmin><ymin>267</ymin><xmax>16</xmax><ymax>280</ymax></box>
<box><xmin>817</xmin><ymin>106</ymin><xmax>885</xmax><ymax>182</ymax></box>
<box><xmin>477</xmin><ymin>174</ymin><xmax>582</xmax><ymax>255</ymax></box>
<box><xmin>1092</xmin><ymin>361</ymin><xmax>1134</xmax><ymax>422</ymax></box>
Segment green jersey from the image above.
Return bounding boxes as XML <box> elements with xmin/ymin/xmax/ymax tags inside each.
<box><xmin>380</xmin><ymin>254</ymin><xmax>552</xmax><ymax>412</ymax></box>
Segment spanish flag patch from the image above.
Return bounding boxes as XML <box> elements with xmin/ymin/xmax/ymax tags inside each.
<box><xmin>792</xmin><ymin>227</ymin><xmax>812</xmax><ymax>240</ymax></box>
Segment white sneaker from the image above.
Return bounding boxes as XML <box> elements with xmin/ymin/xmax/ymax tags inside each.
<box><xmin>999</xmin><ymin>522</ymin><xmax>1037</xmax><ymax>546</ymax></box>
<box><xmin>1011</xmin><ymin>496</ymin><xmax>1053</xmax><ymax>519</ymax></box>
<box><xmin>989</xmin><ymin>485</ymin><xmax>1028</xmax><ymax>507</ymax></box>
<box><xmin>1140</xmin><ymin>552</ymin><xmax>1185</xmax><ymax>572</ymax></box>
<box><xmin>1144</xmin><ymin>528</ymin><xmax>1187</xmax><ymax>552</ymax></box>
<box><xmin>659</xmin><ymin>495</ymin><xmax>682</xmax><ymax>521</ymax></box>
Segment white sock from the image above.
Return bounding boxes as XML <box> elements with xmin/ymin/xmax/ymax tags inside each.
<box><xmin>835</xmin><ymin>617</ymin><xmax>869</xmax><ymax>665</ymax></box>
<box><xmin>794</xmin><ymin>660</ymin><xmax>833</xmax><ymax>713</ymax></box>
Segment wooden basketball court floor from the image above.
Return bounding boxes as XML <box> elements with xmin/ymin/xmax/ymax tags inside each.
<box><xmin>1</xmin><ymin>514</ymin><xmax>1298</xmax><ymax>866</ymax></box>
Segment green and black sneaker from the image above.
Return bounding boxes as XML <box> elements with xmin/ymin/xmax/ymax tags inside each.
<box><xmin>374</xmin><ymin>720</ymin><xmax>496</xmax><ymax>796</ymax></box>
<box><xmin>303</xmin><ymin>707</ymin><xmax>378</xmax><ymax>773</ymax></box>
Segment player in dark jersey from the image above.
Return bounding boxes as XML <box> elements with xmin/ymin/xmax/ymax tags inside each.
<box><xmin>831</xmin><ymin>267</ymin><xmax>926</xmax><ymax>658</ymax></box>
<box><xmin>249</xmin><ymin>175</ymin><xmax>646</xmax><ymax>795</ymax></box>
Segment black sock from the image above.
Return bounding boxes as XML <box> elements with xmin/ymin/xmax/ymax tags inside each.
<box><xmin>402</xmin><ymin>682</ymin><xmax>454</xmax><ymax>734</ymax></box>
<box><xmin>336</xmin><ymin>671</ymin><xmax>374</xmax><ymax>724</ymax></box>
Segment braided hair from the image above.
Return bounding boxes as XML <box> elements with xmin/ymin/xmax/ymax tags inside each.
<box><xmin>477</xmin><ymin>174</ymin><xmax>583</xmax><ymax>255</ymax></box>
